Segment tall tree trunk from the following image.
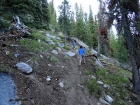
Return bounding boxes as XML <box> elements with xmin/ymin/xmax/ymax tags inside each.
<box><xmin>63</xmin><ymin>0</ymin><xmax>66</xmax><ymax>45</ymax></box>
<box><xmin>97</xmin><ymin>30</ymin><xmax>101</xmax><ymax>56</ymax></box>
<box><xmin>125</xmin><ymin>32</ymin><xmax>140</xmax><ymax>94</ymax></box>
<box><xmin>121</xmin><ymin>3</ymin><xmax>140</xmax><ymax>94</ymax></box>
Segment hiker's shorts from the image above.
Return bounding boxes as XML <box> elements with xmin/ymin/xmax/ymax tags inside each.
<box><xmin>79</xmin><ymin>55</ymin><xmax>84</xmax><ymax>60</ymax></box>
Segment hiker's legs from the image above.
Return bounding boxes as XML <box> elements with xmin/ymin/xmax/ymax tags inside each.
<box><xmin>82</xmin><ymin>55</ymin><xmax>85</xmax><ymax>63</ymax></box>
<box><xmin>83</xmin><ymin>56</ymin><xmax>85</xmax><ymax>63</ymax></box>
<box><xmin>79</xmin><ymin>55</ymin><xmax>82</xmax><ymax>65</ymax></box>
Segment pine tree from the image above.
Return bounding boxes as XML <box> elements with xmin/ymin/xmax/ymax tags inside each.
<box><xmin>58</xmin><ymin>0</ymin><xmax>71</xmax><ymax>45</ymax></box>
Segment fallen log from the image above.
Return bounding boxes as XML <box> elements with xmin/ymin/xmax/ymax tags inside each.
<box><xmin>71</xmin><ymin>37</ymin><xmax>104</xmax><ymax>68</ymax></box>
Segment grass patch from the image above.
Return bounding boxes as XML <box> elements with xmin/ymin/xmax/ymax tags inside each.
<box><xmin>50</xmin><ymin>56</ymin><xmax>58</xmax><ymax>63</ymax></box>
<box><xmin>84</xmin><ymin>64</ymin><xmax>133</xmax><ymax>104</ymax></box>
<box><xmin>96</xmin><ymin>68</ymin><xmax>130</xmax><ymax>104</ymax></box>
<box><xmin>86</xmin><ymin>79</ymin><xmax>102</xmax><ymax>98</ymax></box>
<box><xmin>30</xmin><ymin>32</ymin><xmax>46</xmax><ymax>42</ymax></box>
<box><xmin>57</xmin><ymin>33</ymin><xmax>64</xmax><ymax>39</ymax></box>
<box><xmin>33</xmin><ymin>56</ymin><xmax>39</xmax><ymax>61</ymax></box>
<box><xmin>51</xmin><ymin>44</ymin><xmax>58</xmax><ymax>49</ymax></box>
<box><xmin>64</xmin><ymin>55</ymin><xmax>70</xmax><ymax>61</ymax></box>
<box><xmin>0</xmin><ymin>64</ymin><xmax>7</xmax><ymax>72</ymax></box>
<box><xmin>63</xmin><ymin>46</ymin><xmax>71</xmax><ymax>50</ymax></box>
<box><xmin>51</xmin><ymin>38</ymin><xmax>58</xmax><ymax>43</ymax></box>
<box><xmin>83</xmin><ymin>70</ymin><xmax>93</xmax><ymax>75</ymax></box>
<box><xmin>20</xmin><ymin>38</ymin><xmax>48</xmax><ymax>53</ymax></box>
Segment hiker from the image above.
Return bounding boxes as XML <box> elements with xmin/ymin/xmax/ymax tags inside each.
<box><xmin>78</xmin><ymin>46</ymin><xmax>85</xmax><ymax>66</ymax></box>
<box><xmin>71</xmin><ymin>40</ymin><xmax>76</xmax><ymax>49</ymax></box>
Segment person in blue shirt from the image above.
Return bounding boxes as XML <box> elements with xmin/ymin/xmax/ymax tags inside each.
<box><xmin>78</xmin><ymin>46</ymin><xmax>85</xmax><ymax>66</ymax></box>
<box><xmin>72</xmin><ymin>40</ymin><xmax>76</xmax><ymax>49</ymax></box>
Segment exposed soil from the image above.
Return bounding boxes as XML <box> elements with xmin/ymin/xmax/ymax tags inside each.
<box><xmin>0</xmin><ymin>38</ymin><xmax>103</xmax><ymax>105</ymax></box>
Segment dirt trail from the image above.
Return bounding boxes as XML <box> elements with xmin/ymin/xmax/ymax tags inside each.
<box><xmin>59</xmin><ymin>49</ymin><xmax>101</xmax><ymax>105</ymax></box>
<box><xmin>1</xmin><ymin>38</ymin><xmax>102</xmax><ymax>104</ymax></box>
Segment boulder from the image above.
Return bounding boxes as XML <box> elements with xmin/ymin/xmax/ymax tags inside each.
<box><xmin>16</xmin><ymin>62</ymin><xmax>33</xmax><ymax>74</ymax></box>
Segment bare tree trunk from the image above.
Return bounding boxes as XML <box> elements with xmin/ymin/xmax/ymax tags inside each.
<box><xmin>97</xmin><ymin>32</ymin><xmax>101</xmax><ymax>56</ymax></box>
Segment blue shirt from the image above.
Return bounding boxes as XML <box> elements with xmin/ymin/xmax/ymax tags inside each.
<box><xmin>79</xmin><ymin>48</ymin><xmax>85</xmax><ymax>55</ymax></box>
<box><xmin>72</xmin><ymin>41</ymin><xmax>75</xmax><ymax>46</ymax></box>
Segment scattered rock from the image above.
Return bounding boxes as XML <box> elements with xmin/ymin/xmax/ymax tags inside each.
<box><xmin>90</xmin><ymin>75</ymin><xmax>96</xmax><ymax>79</ymax></box>
<box><xmin>14</xmin><ymin>54</ymin><xmax>20</xmax><ymax>58</ymax></box>
<box><xmin>38</xmin><ymin>39</ymin><xmax>41</xmax><ymax>42</ymax></box>
<box><xmin>105</xmin><ymin>95</ymin><xmax>113</xmax><ymax>103</ymax></box>
<box><xmin>103</xmin><ymin>84</ymin><xmax>110</xmax><ymax>89</ymax></box>
<box><xmin>46</xmin><ymin>76</ymin><xmax>52</xmax><ymax>82</ymax></box>
<box><xmin>40</xmin><ymin>55</ymin><xmax>43</xmax><ymax>58</ymax></box>
<box><xmin>99</xmin><ymin>98</ymin><xmax>110</xmax><ymax>105</ymax></box>
<box><xmin>57</xmin><ymin>42</ymin><xmax>64</xmax><ymax>48</ymax></box>
<box><xmin>46</xmin><ymin>33</ymin><xmax>55</xmax><ymax>38</ymax></box>
<box><xmin>52</xmin><ymin>50</ymin><xmax>58</xmax><ymax>55</ymax></box>
<box><xmin>56</xmin><ymin>47</ymin><xmax>61</xmax><ymax>52</ymax></box>
<box><xmin>59</xmin><ymin>82</ymin><xmax>64</xmax><ymax>88</ymax></box>
<box><xmin>11</xmin><ymin>44</ymin><xmax>19</xmax><ymax>47</ymax></box>
<box><xmin>48</xmin><ymin>64</ymin><xmax>51</xmax><ymax>67</ymax></box>
<box><xmin>97</xmin><ymin>81</ymin><xmax>104</xmax><ymax>85</ymax></box>
<box><xmin>78</xmin><ymin>84</ymin><xmax>84</xmax><ymax>88</ymax></box>
<box><xmin>16</xmin><ymin>62</ymin><xmax>33</xmax><ymax>74</ymax></box>
<box><xmin>5</xmin><ymin>50</ymin><xmax>9</xmax><ymax>55</ymax></box>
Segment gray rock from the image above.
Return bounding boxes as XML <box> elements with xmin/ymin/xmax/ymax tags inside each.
<box><xmin>95</xmin><ymin>59</ymin><xmax>104</xmax><ymax>68</ymax></box>
<box><xmin>48</xmin><ymin>64</ymin><xmax>51</xmax><ymax>66</ymax></box>
<box><xmin>16</xmin><ymin>62</ymin><xmax>33</xmax><ymax>74</ymax></box>
<box><xmin>78</xmin><ymin>84</ymin><xmax>84</xmax><ymax>88</ymax></box>
<box><xmin>105</xmin><ymin>95</ymin><xmax>113</xmax><ymax>103</ymax></box>
<box><xmin>65</xmin><ymin>51</ymin><xmax>75</xmax><ymax>57</ymax></box>
<box><xmin>56</xmin><ymin>47</ymin><xmax>61</xmax><ymax>52</ymax></box>
<box><xmin>46</xmin><ymin>33</ymin><xmax>55</xmax><ymax>38</ymax></box>
<box><xmin>46</xmin><ymin>39</ymin><xmax>55</xmax><ymax>45</ymax></box>
<box><xmin>121</xmin><ymin>63</ymin><xmax>132</xmax><ymax>71</ymax></box>
<box><xmin>57</xmin><ymin>42</ymin><xmax>64</xmax><ymax>48</ymax></box>
<box><xmin>99</xmin><ymin>98</ymin><xmax>110</xmax><ymax>105</ymax></box>
<box><xmin>14</xmin><ymin>54</ymin><xmax>20</xmax><ymax>58</ymax></box>
<box><xmin>55</xmin><ymin>36</ymin><xmax>61</xmax><ymax>40</ymax></box>
<box><xmin>59</xmin><ymin>82</ymin><xmax>64</xmax><ymax>88</ymax></box>
<box><xmin>46</xmin><ymin>76</ymin><xmax>52</xmax><ymax>82</ymax></box>
<box><xmin>97</xmin><ymin>81</ymin><xmax>104</xmax><ymax>85</ymax></box>
<box><xmin>103</xmin><ymin>84</ymin><xmax>110</xmax><ymax>89</ymax></box>
<box><xmin>38</xmin><ymin>39</ymin><xmax>41</xmax><ymax>42</ymax></box>
<box><xmin>52</xmin><ymin>50</ymin><xmax>58</xmax><ymax>55</ymax></box>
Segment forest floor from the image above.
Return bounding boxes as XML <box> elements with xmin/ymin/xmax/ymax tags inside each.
<box><xmin>0</xmin><ymin>31</ymin><xmax>140</xmax><ymax>105</ymax></box>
